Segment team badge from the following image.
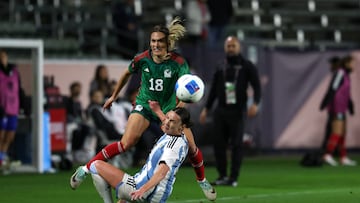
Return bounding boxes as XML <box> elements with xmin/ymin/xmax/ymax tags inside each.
<box><xmin>164</xmin><ymin>69</ymin><xmax>172</xmax><ymax>78</ymax></box>
<box><xmin>135</xmin><ymin>105</ymin><xmax>143</xmax><ymax>111</ymax></box>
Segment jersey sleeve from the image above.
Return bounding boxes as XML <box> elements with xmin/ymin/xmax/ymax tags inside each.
<box><xmin>169</xmin><ymin>52</ymin><xmax>191</xmax><ymax>77</ymax></box>
<box><xmin>128</xmin><ymin>58</ymin><xmax>138</xmax><ymax>73</ymax></box>
<box><xmin>128</xmin><ymin>50</ymin><xmax>150</xmax><ymax>73</ymax></box>
<box><xmin>178</xmin><ymin>60</ymin><xmax>191</xmax><ymax>76</ymax></box>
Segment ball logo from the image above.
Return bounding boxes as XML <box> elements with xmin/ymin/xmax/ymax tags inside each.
<box><xmin>185</xmin><ymin>80</ymin><xmax>200</xmax><ymax>95</ymax></box>
<box><xmin>175</xmin><ymin>74</ymin><xmax>205</xmax><ymax>103</ymax></box>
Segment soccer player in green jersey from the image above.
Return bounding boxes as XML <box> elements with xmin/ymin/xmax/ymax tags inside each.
<box><xmin>70</xmin><ymin>17</ymin><xmax>216</xmax><ymax>201</ymax></box>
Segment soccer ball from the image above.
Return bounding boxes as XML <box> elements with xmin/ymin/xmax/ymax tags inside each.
<box><xmin>175</xmin><ymin>74</ymin><xmax>205</xmax><ymax>103</ymax></box>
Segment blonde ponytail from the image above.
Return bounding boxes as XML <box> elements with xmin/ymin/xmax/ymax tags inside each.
<box><xmin>167</xmin><ymin>17</ymin><xmax>186</xmax><ymax>52</ymax></box>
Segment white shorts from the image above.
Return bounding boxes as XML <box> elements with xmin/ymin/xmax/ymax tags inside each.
<box><xmin>116</xmin><ymin>173</ymin><xmax>154</xmax><ymax>202</ymax></box>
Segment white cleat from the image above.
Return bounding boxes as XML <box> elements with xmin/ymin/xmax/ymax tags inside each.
<box><xmin>323</xmin><ymin>154</ymin><xmax>338</xmax><ymax>166</ymax></box>
<box><xmin>198</xmin><ymin>178</ymin><xmax>217</xmax><ymax>201</ymax></box>
<box><xmin>341</xmin><ymin>157</ymin><xmax>357</xmax><ymax>166</ymax></box>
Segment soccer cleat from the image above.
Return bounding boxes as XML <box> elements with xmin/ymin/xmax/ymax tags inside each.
<box><xmin>70</xmin><ymin>166</ymin><xmax>88</xmax><ymax>190</ymax></box>
<box><xmin>226</xmin><ymin>179</ymin><xmax>238</xmax><ymax>187</ymax></box>
<box><xmin>341</xmin><ymin>157</ymin><xmax>357</xmax><ymax>166</ymax></box>
<box><xmin>211</xmin><ymin>176</ymin><xmax>228</xmax><ymax>186</ymax></box>
<box><xmin>198</xmin><ymin>178</ymin><xmax>217</xmax><ymax>201</ymax></box>
<box><xmin>323</xmin><ymin>154</ymin><xmax>338</xmax><ymax>166</ymax></box>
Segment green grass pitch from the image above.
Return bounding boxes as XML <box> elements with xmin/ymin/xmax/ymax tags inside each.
<box><xmin>1</xmin><ymin>155</ymin><xmax>359</xmax><ymax>203</ymax></box>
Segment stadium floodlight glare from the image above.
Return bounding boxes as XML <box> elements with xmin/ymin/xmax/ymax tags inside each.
<box><xmin>0</xmin><ymin>38</ymin><xmax>45</xmax><ymax>173</ymax></box>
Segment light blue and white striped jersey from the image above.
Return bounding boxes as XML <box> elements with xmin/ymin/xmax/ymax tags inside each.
<box><xmin>134</xmin><ymin>133</ymin><xmax>189</xmax><ymax>203</ymax></box>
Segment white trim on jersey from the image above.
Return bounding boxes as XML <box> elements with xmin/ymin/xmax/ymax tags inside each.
<box><xmin>332</xmin><ymin>69</ymin><xmax>344</xmax><ymax>90</ymax></box>
<box><xmin>134</xmin><ymin>134</ymin><xmax>189</xmax><ymax>203</ymax></box>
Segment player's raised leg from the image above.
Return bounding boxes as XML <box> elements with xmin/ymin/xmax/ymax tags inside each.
<box><xmin>70</xmin><ymin>113</ymin><xmax>149</xmax><ymax>189</ymax></box>
<box><xmin>184</xmin><ymin>128</ymin><xmax>216</xmax><ymax>201</ymax></box>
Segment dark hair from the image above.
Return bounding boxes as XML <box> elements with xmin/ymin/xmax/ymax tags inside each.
<box><xmin>328</xmin><ymin>56</ymin><xmax>340</xmax><ymax>65</ymax></box>
<box><xmin>89</xmin><ymin>89</ymin><xmax>103</xmax><ymax>98</ymax></box>
<box><xmin>70</xmin><ymin>81</ymin><xmax>81</xmax><ymax>91</ymax></box>
<box><xmin>173</xmin><ymin>107</ymin><xmax>193</xmax><ymax>128</ymax></box>
<box><xmin>328</xmin><ymin>56</ymin><xmax>340</xmax><ymax>72</ymax></box>
<box><xmin>341</xmin><ymin>55</ymin><xmax>353</xmax><ymax>71</ymax></box>
<box><xmin>152</xmin><ymin>25</ymin><xmax>170</xmax><ymax>37</ymax></box>
<box><xmin>94</xmin><ymin>64</ymin><xmax>107</xmax><ymax>81</ymax></box>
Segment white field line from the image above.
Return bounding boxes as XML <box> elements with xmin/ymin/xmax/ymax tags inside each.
<box><xmin>167</xmin><ymin>187</ymin><xmax>357</xmax><ymax>203</ymax></box>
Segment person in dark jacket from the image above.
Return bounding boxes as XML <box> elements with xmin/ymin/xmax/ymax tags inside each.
<box><xmin>65</xmin><ymin>81</ymin><xmax>84</xmax><ymax>123</ymax></box>
<box><xmin>112</xmin><ymin>0</ymin><xmax>139</xmax><ymax>59</ymax></box>
<box><xmin>207</xmin><ymin>0</ymin><xmax>233</xmax><ymax>47</ymax></box>
<box><xmin>320</xmin><ymin>55</ymin><xmax>356</xmax><ymax>166</ymax></box>
<box><xmin>199</xmin><ymin>36</ymin><xmax>261</xmax><ymax>187</ymax></box>
<box><xmin>87</xmin><ymin>89</ymin><xmax>122</xmax><ymax>141</ymax></box>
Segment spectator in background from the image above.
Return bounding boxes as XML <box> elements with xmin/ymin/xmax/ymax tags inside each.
<box><xmin>207</xmin><ymin>0</ymin><xmax>233</xmax><ymax>47</ymax></box>
<box><xmin>184</xmin><ymin>0</ymin><xmax>211</xmax><ymax>76</ymax></box>
<box><xmin>0</xmin><ymin>50</ymin><xmax>22</xmax><ymax>168</ymax></box>
<box><xmin>89</xmin><ymin>64</ymin><xmax>112</xmax><ymax>99</ymax></box>
<box><xmin>65</xmin><ymin>81</ymin><xmax>84</xmax><ymax>123</ymax></box>
<box><xmin>87</xmin><ymin>88</ymin><xmax>135</xmax><ymax>169</ymax></box>
<box><xmin>65</xmin><ymin>81</ymin><xmax>96</xmax><ymax>164</ymax></box>
<box><xmin>112</xmin><ymin>0</ymin><xmax>139</xmax><ymax>59</ymax></box>
<box><xmin>185</xmin><ymin>0</ymin><xmax>211</xmax><ymax>44</ymax></box>
<box><xmin>320</xmin><ymin>55</ymin><xmax>357</xmax><ymax>166</ymax></box>
<box><xmin>87</xmin><ymin>90</ymin><xmax>122</xmax><ymax>143</ymax></box>
<box><xmin>199</xmin><ymin>36</ymin><xmax>261</xmax><ymax>187</ymax></box>
<box><xmin>320</xmin><ymin>56</ymin><xmax>341</xmax><ymax>154</ymax></box>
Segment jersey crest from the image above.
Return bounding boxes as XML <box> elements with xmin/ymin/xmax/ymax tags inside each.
<box><xmin>164</xmin><ymin>69</ymin><xmax>172</xmax><ymax>78</ymax></box>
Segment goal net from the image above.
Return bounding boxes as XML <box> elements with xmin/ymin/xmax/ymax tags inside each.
<box><xmin>0</xmin><ymin>38</ymin><xmax>47</xmax><ymax>173</ymax></box>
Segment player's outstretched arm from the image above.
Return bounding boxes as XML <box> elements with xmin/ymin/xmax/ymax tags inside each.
<box><xmin>130</xmin><ymin>163</ymin><xmax>169</xmax><ymax>201</ymax></box>
<box><xmin>148</xmin><ymin>100</ymin><xmax>166</xmax><ymax>122</ymax></box>
<box><xmin>103</xmin><ymin>69</ymin><xmax>132</xmax><ymax>110</ymax></box>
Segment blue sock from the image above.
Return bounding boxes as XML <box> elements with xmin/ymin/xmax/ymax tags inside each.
<box><xmin>0</xmin><ymin>152</ymin><xmax>3</xmax><ymax>160</ymax></box>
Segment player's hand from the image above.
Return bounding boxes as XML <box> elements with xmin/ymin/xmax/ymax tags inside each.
<box><xmin>130</xmin><ymin>189</ymin><xmax>145</xmax><ymax>201</ymax></box>
<box><xmin>247</xmin><ymin>104</ymin><xmax>258</xmax><ymax>117</ymax></box>
<box><xmin>103</xmin><ymin>96</ymin><xmax>114</xmax><ymax>110</ymax></box>
<box><xmin>199</xmin><ymin>108</ymin><xmax>207</xmax><ymax>124</ymax></box>
<box><xmin>148</xmin><ymin>100</ymin><xmax>161</xmax><ymax>112</ymax></box>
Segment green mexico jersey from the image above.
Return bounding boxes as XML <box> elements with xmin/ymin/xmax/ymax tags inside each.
<box><xmin>129</xmin><ymin>50</ymin><xmax>190</xmax><ymax>114</ymax></box>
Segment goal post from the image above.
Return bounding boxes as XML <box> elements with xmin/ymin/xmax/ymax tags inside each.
<box><xmin>0</xmin><ymin>38</ymin><xmax>45</xmax><ymax>173</ymax></box>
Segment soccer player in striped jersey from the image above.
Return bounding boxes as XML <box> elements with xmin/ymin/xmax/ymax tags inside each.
<box><xmin>70</xmin><ymin>17</ymin><xmax>216</xmax><ymax>201</ymax></box>
<box><xmin>90</xmin><ymin>102</ymin><xmax>189</xmax><ymax>203</ymax></box>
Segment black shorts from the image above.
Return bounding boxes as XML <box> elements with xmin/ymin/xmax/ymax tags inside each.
<box><xmin>331</xmin><ymin>113</ymin><xmax>346</xmax><ymax>121</ymax></box>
